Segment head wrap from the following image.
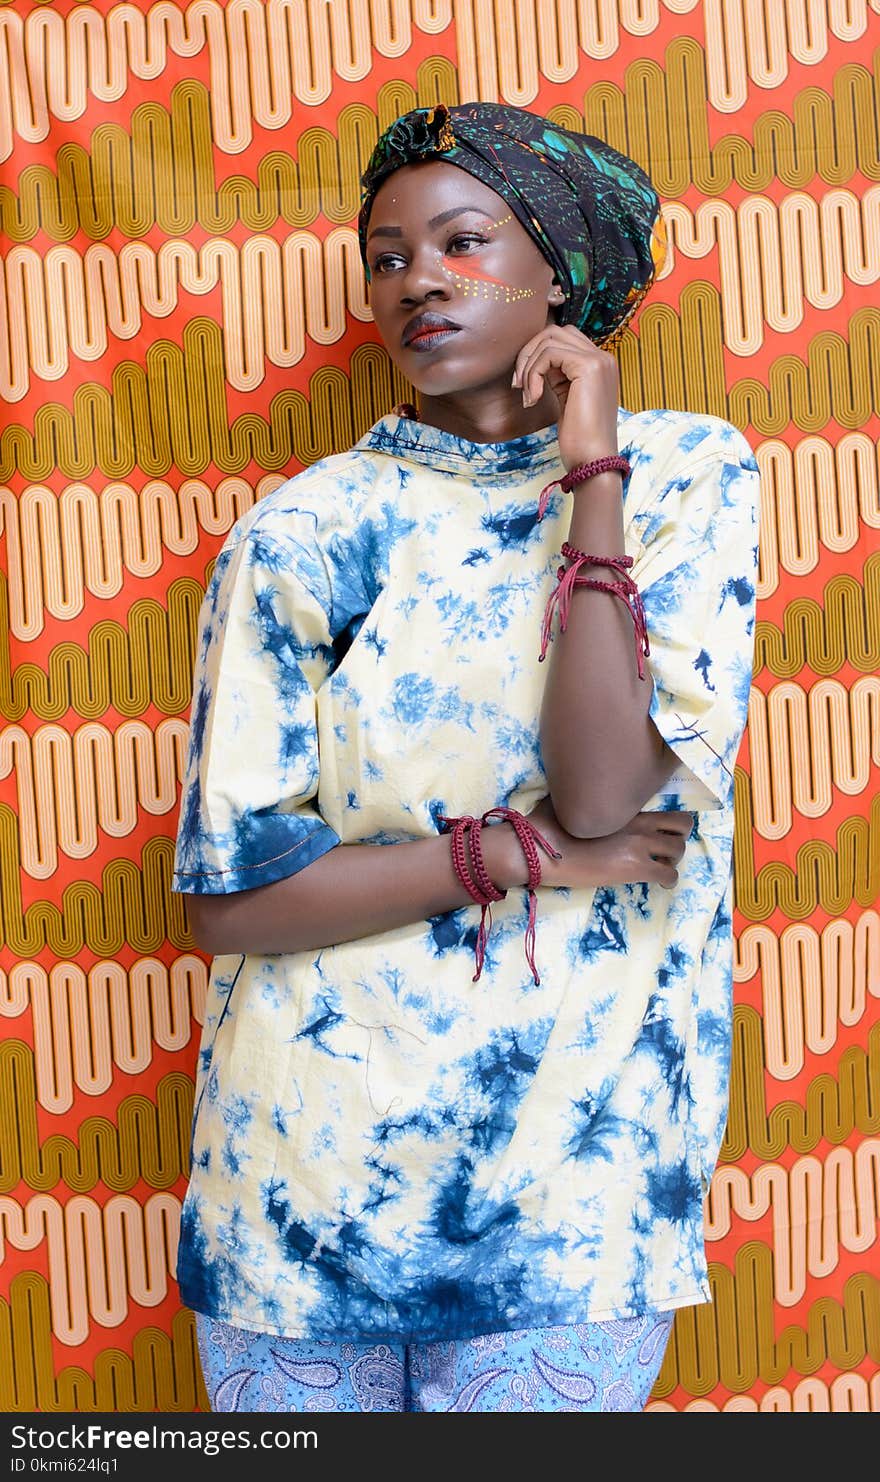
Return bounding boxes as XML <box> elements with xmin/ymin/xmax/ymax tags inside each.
<box><xmin>358</xmin><ymin>102</ymin><xmax>666</xmax><ymax>348</ymax></box>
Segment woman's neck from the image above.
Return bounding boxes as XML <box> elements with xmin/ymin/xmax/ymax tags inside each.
<box><xmin>404</xmin><ymin>387</ymin><xmax>559</xmax><ymax>444</ymax></box>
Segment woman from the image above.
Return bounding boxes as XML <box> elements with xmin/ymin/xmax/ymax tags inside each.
<box><xmin>172</xmin><ymin>103</ymin><xmax>759</xmax><ymax>1414</ymax></box>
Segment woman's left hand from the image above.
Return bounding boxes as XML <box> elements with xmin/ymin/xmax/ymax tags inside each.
<box><xmin>512</xmin><ymin>324</ymin><xmax>620</xmax><ymax>472</ymax></box>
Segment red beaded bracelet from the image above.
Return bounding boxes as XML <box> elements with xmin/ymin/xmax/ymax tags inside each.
<box><xmin>537</xmin><ymin>454</ymin><xmax>631</xmax><ymax>521</ymax></box>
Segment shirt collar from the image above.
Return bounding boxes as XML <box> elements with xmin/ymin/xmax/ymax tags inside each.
<box><xmin>354</xmin><ymin>413</ymin><xmax>564</xmax><ymax>483</ymax></box>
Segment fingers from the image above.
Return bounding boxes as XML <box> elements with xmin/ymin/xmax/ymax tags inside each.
<box><xmin>512</xmin><ymin>327</ymin><xmax>613</xmax><ymax>407</ymax></box>
<box><xmin>640</xmin><ymin>811</ymin><xmax>694</xmax><ymax>889</ymax></box>
<box><xmin>631</xmin><ymin>810</ymin><xmax>695</xmax><ymax>839</ymax></box>
<box><xmin>659</xmin><ymin>809</ymin><xmax>697</xmax><ymax>827</ymax></box>
<box><xmin>513</xmin><ymin>345</ymin><xmax>567</xmax><ymax>408</ymax></box>
<box><xmin>512</xmin><ymin>325</ymin><xmax>589</xmax><ymax>383</ymax></box>
<box><xmin>634</xmin><ymin>842</ymin><xmax>680</xmax><ymax>889</ymax></box>
<box><xmin>649</xmin><ymin>837</ymin><xmax>686</xmax><ymax>868</ymax></box>
<box><xmin>656</xmin><ymin>863</ymin><xmax>680</xmax><ymax>890</ymax></box>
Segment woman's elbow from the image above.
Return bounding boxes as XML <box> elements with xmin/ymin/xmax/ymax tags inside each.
<box><xmin>183</xmin><ymin>882</ymin><xmax>306</xmax><ymax>956</ymax></box>
<box><xmin>560</xmin><ymin>814</ymin><xmax>623</xmax><ymax>840</ymax></box>
<box><xmin>183</xmin><ymin>895</ymin><xmax>226</xmax><ymax>955</ymax></box>
<box><xmin>552</xmin><ymin>785</ymin><xmax>650</xmax><ymax>839</ymax></box>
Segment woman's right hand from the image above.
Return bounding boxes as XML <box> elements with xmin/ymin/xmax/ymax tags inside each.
<box><xmin>522</xmin><ymin>795</ymin><xmax>695</xmax><ymax>892</ymax></box>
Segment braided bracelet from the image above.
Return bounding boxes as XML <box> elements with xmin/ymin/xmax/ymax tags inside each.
<box><xmin>539</xmin><ymin>543</ymin><xmax>650</xmax><ymax>679</ymax></box>
<box><xmin>563</xmin><ymin>543</ymin><xmax>634</xmax><ymax>570</ymax></box>
<box><xmin>566</xmin><ymin>544</ymin><xmax>650</xmax><ymax>680</ymax></box>
<box><xmin>467</xmin><ymin>817</ymin><xmax>507</xmax><ymax>982</ymax></box>
<box><xmin>468</xmin><ymin>817</ymin><xmax>507</xmax><ymax>904</ymax></box>
<box><xmin>438</xmin><ymin>814</ymin><xmax>505</xmax><ymax>981</ymax></box>
<box><xmin>438</xmin><ymin>809</ymin><xmax>561</xmax><ymax>984</ymax></box>
<box><xmin>481</xmin><ymin>806</ymin><xmax>562</xmax><ymax>986</ymax></box>
<box><xmin>561</xmin><ymin>454</ymin><xmax>631</xmax><ymax>491</ymax></box>
<box><xmin>437</xmin><ymin>815</ymin><xmax>487</xmax><ymax>906</ymax></box>
<box><xmin>537</xmin><ymin>454</ymin><xmax>631</xmax><ymax>521</ymax></box>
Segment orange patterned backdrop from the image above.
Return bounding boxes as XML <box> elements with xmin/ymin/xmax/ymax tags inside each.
<box><xmin>1</xmin><ymin>0</ymin><xmax>878</xmax><ymax>1415</ymax></box>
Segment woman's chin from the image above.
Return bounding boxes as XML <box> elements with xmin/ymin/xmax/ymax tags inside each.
<box><xmin>401</xmin><ymin>367</ymin><xmax>516</xmax><ymax>402</ymax></box>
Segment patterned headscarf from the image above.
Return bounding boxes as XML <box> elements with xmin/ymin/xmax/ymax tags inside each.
<box><xmin>358</xmin><ymin>102</ymin><xmax>666</xmax><ymax>348</ymax></box>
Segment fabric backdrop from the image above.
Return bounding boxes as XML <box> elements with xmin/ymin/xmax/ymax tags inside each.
<box><xmin>0</xmin><ymin>0</ymin><xmax>878</xmax><ymax>1414</ymax></box>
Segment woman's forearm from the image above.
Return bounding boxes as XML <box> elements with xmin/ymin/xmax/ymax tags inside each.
<box><xmin>539</xmin><ymin>473</ymin><xmax>677</xmax><ymax>837</ymax></box>
<box><xmin>184</xmin><ymin>823</ymin><xmax>527</xmax><ymax>957</ymax></box>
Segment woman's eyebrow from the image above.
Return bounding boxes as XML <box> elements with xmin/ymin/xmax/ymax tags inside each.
<box><xmin>429</xmin><ymin>206</ymin><xmax>496</xmax><ymax>229</ymax></box>
<box><xmin>367</xmin><ymin>206</ymin><xmax>497</xmax><ymax>241</ymax></box>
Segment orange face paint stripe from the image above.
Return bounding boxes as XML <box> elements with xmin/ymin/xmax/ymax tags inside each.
<box><xmin>441</xmin><ymin>256</ymin><xmax>511</xmax><ymax>288</ymax></box>
<box><xmin>441</xmin><ymin>257</ymin><xmax>536</xmax><ymax>298</ymax></box>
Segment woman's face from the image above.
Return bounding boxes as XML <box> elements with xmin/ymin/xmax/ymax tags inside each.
<box><xmin>364</xmin><ymin>160</ymin><xmax>563</xmax><ymax>402</ymax></box>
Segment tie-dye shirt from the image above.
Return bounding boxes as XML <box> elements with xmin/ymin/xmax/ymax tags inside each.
<box><xmin>173</xmin><ymin>407</ymin><xmax>759</xmax><ymax>1343</ymax></box>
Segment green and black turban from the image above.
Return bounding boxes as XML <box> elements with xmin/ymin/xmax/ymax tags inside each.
<box><xmin>358</xmin><ymin>101</ymin><xmax>666</xmax><ymax>348</ymax></box>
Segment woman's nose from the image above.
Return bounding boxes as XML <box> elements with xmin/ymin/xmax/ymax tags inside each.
<box><xmin>399</xmin><ymin>247</ymin><xmax>452</xmax><ymax>303</ymax></box>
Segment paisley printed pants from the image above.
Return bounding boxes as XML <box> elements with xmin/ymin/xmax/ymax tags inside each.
<box><xmin>195</xmin><ymin>1310</ymin><xmax>674</xmax><ymax>1413</ymax></box>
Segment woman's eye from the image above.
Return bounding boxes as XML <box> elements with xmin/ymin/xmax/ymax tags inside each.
<box><xmin>447</xmin><ymin>234</ymin><xmax>487</xmax><ymax>253</ymax></box>
<box><xmin>371</xmin><ymin>253</ymin><xmax>405</xmax><ymax>273</ymax></box>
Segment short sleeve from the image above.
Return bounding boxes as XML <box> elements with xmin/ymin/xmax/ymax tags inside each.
<box><xmin>173</xmin><ymin>523</ymin><xmax>341</xmax><ymax>895</ymax></box>
<box><xmin>629</xmin><ymin>431</ymin><xmax>760</xmax><ymax>811</ymax></box>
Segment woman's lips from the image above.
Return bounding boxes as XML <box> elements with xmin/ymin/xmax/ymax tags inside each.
<box><xmin>405</xmin><ymin>328</ymin><xmax>461</xmax><ymax>352</ymax></box>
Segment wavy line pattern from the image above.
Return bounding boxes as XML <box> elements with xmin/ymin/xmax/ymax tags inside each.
<box><xmin>0</xmin><ymin>1194</ymin><xmax>180</xmax><ymax>1345</ymax></box>
<box><xmin>0</xmin><ymin>956</ymin><xmax>206</xmax><ymax>1112</ymax></box>
<box><xmin>652</xmin><ymin>1262</ymin><xmax>880</xmax><ymax>1395</ymax></box>
<box><xmin>0</xmin><ymin>1003</ymin><xmax>872</xmax><ymax>1194</ymax></box>
<box><xmin>7</xmin><ymin>0</ymin><xmax>876</xmax><ymax>163</ymax></box>
<box><xmin>747</xmin><ymin>679</ymin><xmax>880</xmax><ymax>838</ymax></box>
<box><xmin>1</xmin><ymin>0</ymin><xmax>877</xmax><ymax>1416</ymax></box>
<box><xmin>0</xmin><ymin>329</ymin><xmax>411</xmax><ymax>479</ymax></box>
<box><xmin>4</xmin><ymin>192</ymin><xmax>879</xmax><ymax>401</ymax></box>
<box><xmin>5</xmin><ymin>50</ymin><xmax>880</xmax><ymax>243</ymax></box>
<box><xmin>0</xmin><ymin>817</ymin><xmax>190</xmax><ymax>955</ymax></box>
<box><xmin>0</xmin><ymin>576</ymin><xmax>204</xmax><ymax>723</ymax></box>
<box><xmin>2</xmin><ymin>433</ymin><xmax>877</xmax><ymax>638</ymax></box>
<box><xmin>0</xmin><ymin>0</ymin><xmax>455</xmax><ymax>159</ymax></box>
<box><xmin>648</xmin><ymin>1370</ymin><xmax>880</xmax><ymax>1409</ymax></box>
<box><xmin>721</xmin><ymin>1007</ymin><xmax>880</xmax><ymax>1163</ymax></box>
<box><xmin>751</xmin><ymin>551</ymin><xmax>880</xmax><ymax>679</ymax></box>
<box><xmin>0</xmin><ymin>234</ymin><xmax>371</xmax><ymax>399</ymax></box>
<box><xmin>662</xmin><ymin>189</ymin><xmax>880</xmax><ymax>354</ymax></box>
<box><xmin>10</xmin><ymin>1143</ymin><xmax>878</xmax><ymax>1350</ymax></box>
<box><xmin>755</xmin><ymin>433</ymin><xmax>880</xmax><ymax>599</ymax></box>
<box><xmin>706</xmin><ymin>1145</ymin><xmax>880</xmax><ymax>1305</ymax></box>
<box><xmin>0</xmin><ymin>1044</ymin><xmax>192</xmax><ymax>1193</ymax></box>
<box><xmin>736</xmin><ymin>913</ymin><xmax>880</xmax><ymax>1081</ymax></box>
<box><xmin>1</xmin><ymin>1263</ymin><xmax>875</xmax><ymax>1408</ymax></box>
<box><xmin>6</xmin><ymin>681</ymin><xmax>878</xmax><ymax>873</ymax></box>
<box><xmin>732</xmin><ymin>774</ymin><xmax>880</xmax><ymax>921</ymax></box>
<box><xmin>3</xmin><ymin>722</ymin><xmax>188</xmax><ymax>877</ymax></box>
<box><xmin>3</xmin><ymin>307</ymin><xmax>880</xmax><ymax>484</ymax></box>
<box><xmin>0</xmin><ymin>476</ymin><xmax>282</xmax><ymax>640</ymax></box>
<box><xmin>0</xmin><ymin>1285</ymin><xmax>206</xmax><ymax>1411</ymax></box>
<box><xmin>454</xmin><ymin>0</ymin><xmax>880</xmax><ymax>108</ymax></box>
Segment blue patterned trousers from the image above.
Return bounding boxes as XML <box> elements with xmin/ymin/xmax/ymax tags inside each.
<box><xmin>195</xmin><ymin>1310</ymin><xmax>674</xmax><ymax>1413</ymax></box>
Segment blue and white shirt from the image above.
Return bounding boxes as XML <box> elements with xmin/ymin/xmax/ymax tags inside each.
<box><xmin>173</xmin><ymin>408</ymin><xmax>760</xmax><ymax>1343</ymax></box>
